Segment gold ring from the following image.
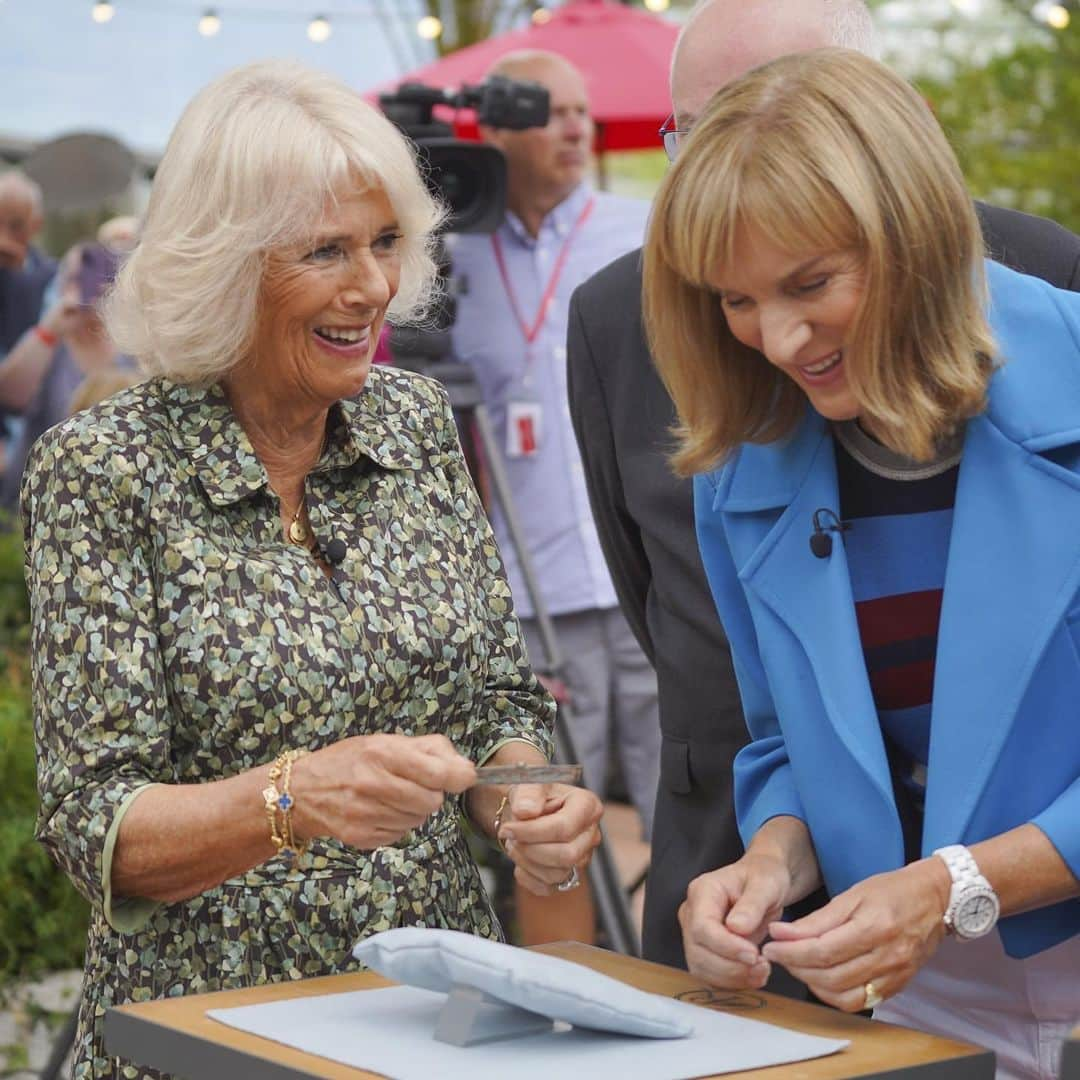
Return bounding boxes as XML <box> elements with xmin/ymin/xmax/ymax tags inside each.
<box><xmin>556</xmin><ymin>866</ymin><xmax>581</xmax><ymax>892</ymax></box>
<box><xmin>863</xmin><ymin>980</ymin><xmax>883</xmax><ymax>1010</ymax></box>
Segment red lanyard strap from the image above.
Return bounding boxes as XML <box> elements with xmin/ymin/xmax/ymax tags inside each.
<box><xmin>491</xmin><ymin>196</ymin><xmax>596</xmax><ymax>347</ymax></box>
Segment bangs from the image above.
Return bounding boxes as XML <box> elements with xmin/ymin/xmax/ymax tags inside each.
<box><xmin>654</xmin><ymin>127</ymin><xmax>862</xmax><ymax>291</ymax></box>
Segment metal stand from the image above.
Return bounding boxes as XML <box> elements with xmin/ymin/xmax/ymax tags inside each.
<box><xmin>433</xmin><ymin>986</ymin><xmax>554</xmax><ymax>1047</ymax></box>
<box><xmin>428</xmin><ymin>360</ymin><xmax>639</xmax><ymax>957</ymax></box>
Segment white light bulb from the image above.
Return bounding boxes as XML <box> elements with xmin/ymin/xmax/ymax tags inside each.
<box><xmin>307</xmin><ymin>15</ymin><xmax>331</xmax><ymax>43</ymax></box>
<box><xmin>1046</xmin><ymin>4</ymin><xmax>1070</xmax><ymax>28</ymax></box>
<box><xmin>198</xmin><ymin>9</ymin><xmax>221</xmax><ymax>36</ymax></box>
<box><xmin>644</xmin><ymin>0</ymin><xmax>670</xmax><ymax>11</ymax></box>
<box><xmin>417</xmin><ymin>15</ymin><xmax>442</xmax><ymax>40</ymax></box>
<box><xmin>91</xmin><ymin>1</ymin><xmax>115</xmax><ymax>23</ymax></box>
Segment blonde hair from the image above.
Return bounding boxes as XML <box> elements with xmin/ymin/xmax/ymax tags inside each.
<box><xmin>645</xmin><ymin>48</ymin><xmax>994</xmax><ymax>473</ymax></box>
<box><xmin>105</xmin><ymin>60</ymin><xmax>445</xmax><ymax>383</ymax></box>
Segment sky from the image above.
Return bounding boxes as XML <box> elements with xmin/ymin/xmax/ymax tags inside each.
<box><xmin>0</xmin><ymin>0</ymin><xmax>1041</xmax><ymax>159</ymax></box>
<box><xmin>0</xmin><ymin>0</ymin><xmax>447</xmax><ymax>154</ymax></box>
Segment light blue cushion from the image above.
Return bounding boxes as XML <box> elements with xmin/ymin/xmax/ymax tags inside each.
<box><xmin>353</xmin><ymin>928</ymin><xmax>694</xmax><ymax>1039</ymax></box>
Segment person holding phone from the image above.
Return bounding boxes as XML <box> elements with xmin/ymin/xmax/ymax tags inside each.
<box><xmin>0</xmin><ymin>240</ymin><xmax>134</xmax><ymax>512</ymax></box>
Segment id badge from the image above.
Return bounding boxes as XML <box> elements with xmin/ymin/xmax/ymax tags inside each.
<box><xmin>506</xmin><ymin>400</ymin><xmax>543</xmax><ymax>458</ymax></box>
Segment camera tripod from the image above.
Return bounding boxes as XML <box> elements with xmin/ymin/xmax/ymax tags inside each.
<box><xmin>409</xmin><ymin>356</ymin><xmax>642</xmax><ymax>958</ymax></box>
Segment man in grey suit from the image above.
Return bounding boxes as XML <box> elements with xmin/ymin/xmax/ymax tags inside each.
<box><xmin>567</xmin><ymin>0</ymin><xmax>1080</xmax><ymax>973</ymax></box>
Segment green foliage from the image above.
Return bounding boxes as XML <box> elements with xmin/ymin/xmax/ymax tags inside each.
<box><xmin>0</xmin><ymin>526</ymin><xmax>29</xmax><ymax>653</ymax></box>
<box><xmin>919</xmin><ymin>21</ymin><xmax>1080</xmax><ymax>235</ymax></box>
<box><xmin>0</xmin><ymin>527</ymin><xmax>89</xmax><ymax>985</ymax></box>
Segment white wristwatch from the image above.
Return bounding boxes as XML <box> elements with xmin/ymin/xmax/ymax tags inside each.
<box><xmin>933</xmin><ymin>844</ymin><xmax>1000</xmax><ymax>940</ymax></box>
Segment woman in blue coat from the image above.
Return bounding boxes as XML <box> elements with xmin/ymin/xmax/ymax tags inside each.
<box><xmin>642</xmin><ymin>48</ymin><xmax>1080</xmax><ymax>1079</ymax></box>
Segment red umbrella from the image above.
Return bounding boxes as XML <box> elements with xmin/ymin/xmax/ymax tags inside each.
<box><xmin>365</xmin><ymin>0</ymin><xmax>678</xmax><ymax>153</ymax></box>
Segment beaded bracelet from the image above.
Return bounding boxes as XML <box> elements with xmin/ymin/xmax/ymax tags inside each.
<box><xmin>262</xmin><ymin>748</ymin><xmax>309</xmax><ymax>864</ymax></box>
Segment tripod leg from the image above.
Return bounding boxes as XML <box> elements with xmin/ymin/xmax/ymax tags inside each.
<box><xmin>39</xmin><ymin>1003</ymin><xmax>78</xmax><ymax>1080</ymax></box>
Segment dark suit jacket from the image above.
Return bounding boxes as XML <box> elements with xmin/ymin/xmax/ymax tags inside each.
<box><xmin>566</xmin><ymin>201</ymin><xmax>1080</xmax><ymax>970</ymax></box>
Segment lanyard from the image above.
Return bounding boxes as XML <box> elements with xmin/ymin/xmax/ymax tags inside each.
<box><xmin>491</xmin><ymin>196</ymin><xmax>596</xmax><ymax>349</ymax></box>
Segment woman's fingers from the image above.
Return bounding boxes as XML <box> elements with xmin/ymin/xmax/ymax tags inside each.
<box><xmin>502</xmin><ymin>785</ymin><xmax>599</xmax><ymax>842</ymax></box>
<box><xmin>679</xmin><ymin>891</ymin><xmax>772</xmax><ymax>990</ymax></box>
<box><xmin>513</xmin><ymin>861</ymin><xmax>567</xmax><ymax>897</ymax></box>
<box><xmin>761</xmin><ymin>866</ymin><xmax>948</xmax><ymax>1013</ymax></box>
<box><xmin>295</xmin><ymin>733</ymin><xmax>476</xmax><ymax>849</ymax></box>
<box><xmin>498</xmin><ymin>785</ymin><xmax>602</xmax><ymax>888</ymax></box>
<box><xmin>380</xmin><ymin>734</ymin><xmax>477</xmax><ymax>793</ymax></box>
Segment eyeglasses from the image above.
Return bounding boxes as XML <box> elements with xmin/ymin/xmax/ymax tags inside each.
<box><xmin>658</xmin><ymin>113</ymin><xmax>689</xmax><ymax>162</ymax></box>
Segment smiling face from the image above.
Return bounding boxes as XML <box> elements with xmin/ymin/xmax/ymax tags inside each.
<box><xmin>708</xmin><ymin>224</ymin><xmax>866</xmax><ymax>424</ymax></box>
<box><xmin>243</xmin><ymin>183</ymin><xmax>402</xmax><ymax>411</ymax></box>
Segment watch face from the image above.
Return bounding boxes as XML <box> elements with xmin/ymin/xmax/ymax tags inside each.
<box><xmin>956</xmin><ymin>890</ymin><xmax>999</xmax><ymax>937</ymax></box>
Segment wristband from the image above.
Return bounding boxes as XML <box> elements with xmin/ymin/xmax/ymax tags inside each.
<box><xmin>33</xmin><ymin>325</ymin><xmax>58</xmax><ymax>348</ymax></box>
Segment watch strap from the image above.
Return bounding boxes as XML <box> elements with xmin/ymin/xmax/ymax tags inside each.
<box><xmin>933</xmin><ymin>844</ymin><xmax>999</xmax><ymax>938</ymax></box>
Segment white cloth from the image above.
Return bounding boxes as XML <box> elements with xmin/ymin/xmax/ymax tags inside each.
<box><xmin>873</xmin><ymin>931</ymin><xmax>1080</xmax><ymax>1080</ymax></box>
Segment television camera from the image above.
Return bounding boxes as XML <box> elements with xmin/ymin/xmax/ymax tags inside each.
<box><xmin>378</xmin><ymin>76</ymin><xmax>549</xmax><ymax>382</ymax></box>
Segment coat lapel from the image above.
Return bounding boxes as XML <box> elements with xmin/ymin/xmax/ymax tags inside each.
<box><xmin>721</xmin><ymin>416</ymin><xmax>898</xmax><ymax>813</ymax></box>
<box><xmin>923</xmin><ymin>413</ymin><xmax>1080</xmax><ymax>850</ymax></box>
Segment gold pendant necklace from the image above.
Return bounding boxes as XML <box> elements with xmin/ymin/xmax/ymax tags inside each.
<box><xmin>277</xmin><ymin>428</ymin><xmax>327</xmax><ymax>547</ymax></box>
<box><xmin>287</xmin><ymin>503</ymin><xmax>309</xmax><ymax>545</ymax></box>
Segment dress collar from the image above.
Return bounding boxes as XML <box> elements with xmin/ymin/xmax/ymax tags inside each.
<box><xmin>159</xmin><ymin>368</ymin><xmax>424</xmax><ymax>507</ymax></box>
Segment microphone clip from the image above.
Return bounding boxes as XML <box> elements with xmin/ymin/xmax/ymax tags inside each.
<box><xmin>809</xmin><ymin>508</ymin><xmax>850</xmax><ymax>559</ymax></box>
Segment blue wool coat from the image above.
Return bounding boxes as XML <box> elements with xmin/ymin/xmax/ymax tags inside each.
<box><xmin>694</xmin><ymin>260</ymin><xmax>1080</xmax><ymax>959</ymax></box>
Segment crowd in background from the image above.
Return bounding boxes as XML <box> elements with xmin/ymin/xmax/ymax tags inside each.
<box><xmin>6</xmin><ymin>2</ymin><xmax>1080</xmax><ymax>1078</ymax></box>
<box><xmin>0</xmin><ymin>171</ymin><xmax>140</xmax><ymax>515</ymax></box>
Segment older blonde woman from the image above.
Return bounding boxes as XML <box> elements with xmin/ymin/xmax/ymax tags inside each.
<box><xmin>644</xmin><ymin>49</ymin><xmax>1080</xmax><ymax>1080</ymax></box>
<box><xmin>22</xmin><ymin>60</ymin><xmax>601</xmax><ymax>1079</ymax></box>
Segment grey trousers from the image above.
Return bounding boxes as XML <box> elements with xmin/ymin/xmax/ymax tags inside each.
<box><xmin>520</xmin><ymin>606</ymin><xmax>660</xmax><ymax>841</ymax></box>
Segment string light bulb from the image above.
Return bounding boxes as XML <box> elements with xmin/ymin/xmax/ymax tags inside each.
<box><xmin>91</xmin><ymin>1</ymin><xmax>115</xmax><ymax>23</ymax></box>
<box><xmin>198</xmin><ymin>8</ymin><xmax>221</xmax><ymax>35</ymax></box>
<box><xmin>531</xmin><ymin>7</ymin><xmax>552</xmax><ymax>24</ymax></box>
<box><xmin>417</xmin><ymin>15</ymin><xmax>442</xmax><ymax>39</ymax></box>
<box><xmin>1046</xmin><ymin>3</ymin><xmax>1070</xmax><ymax>27</ymax></box>
<box><xmin>644</xmin><ymin>0</ymin><xmax>670</xmax><ymax>11</ymax></box>
<box><xmin>307</xmin><ymin>14</ymin><xmax>331</xmax><ymax>42</ymax></box>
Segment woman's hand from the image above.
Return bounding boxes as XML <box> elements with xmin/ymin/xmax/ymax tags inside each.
<box><xmin>291</xmin><ymin>733</ymin><xmax>476</xmax><ymax>851</ymax></box>
<box><xmin>497</xmin><ymin>783</ymin><xmax>603</xmax><ymax>896</ymax></box>
<box><xmin>761</xmin><ymin>858</ymin><xmax>952</xmax><ymax>1011</ymax></box>
<box><xmin>679</xmin><ymin>851</ymin><xmax>794</xmax><ymax>990</ymax></box>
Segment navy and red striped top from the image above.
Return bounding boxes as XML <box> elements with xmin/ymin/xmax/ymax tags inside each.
<box><xmin>833</xmin><ymin>420</ymin><xmax>964</xmax><ymax>830</ymax></box>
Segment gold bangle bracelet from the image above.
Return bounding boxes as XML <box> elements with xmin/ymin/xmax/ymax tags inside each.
<box><xmin>491</xmin><ymin>791</ymin><xmax>512</xmax><ymax>855</ymax></box>
<box><xmin>261</xmin><ymin>749</ymin><xmax>309</xmax><ymax>865</ymax></box>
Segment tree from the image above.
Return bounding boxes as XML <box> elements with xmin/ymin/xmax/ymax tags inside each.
<box><xmin>421</xmin><ymin>0</ymin><xmax>541</xmax><ymax>55</ymax></box>
<box><xmin>867</xmin><ymin>0</ymin><xmax>1080</xmax><ymax>234</ymax></box>
<box><xmin>918</xmin><ymin>19</ymin><xmax>1080</xmax><ymax>233</ymax></box>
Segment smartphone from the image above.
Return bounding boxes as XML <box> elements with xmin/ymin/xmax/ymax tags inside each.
<box><xmin>77</xmin><ymin>243</ymin><xmax>121</xmax><ymax>308</ymax></box>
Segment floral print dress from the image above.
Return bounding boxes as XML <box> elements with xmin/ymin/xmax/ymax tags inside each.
<box><xmin>21</xmin><ymin>368</ymin><xmax>553</xmax><ymax>1079</ymax></box>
